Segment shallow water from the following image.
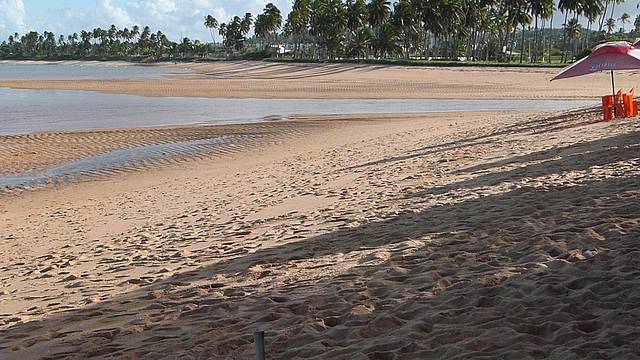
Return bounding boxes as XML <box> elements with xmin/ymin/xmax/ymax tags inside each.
<box><xmin>0</xmin><ymin>62</ymin><xmax>189</xmax><ymax>80</ymax></box>
<box><xmin>0</xmin><ymin>134</ymin><xmax>259</xmax><ymax>191</ymax></box>
<box><xmin>0</xmin><ymin>88</ymin><xmax>597</xmax><ymax>135</ymax></box>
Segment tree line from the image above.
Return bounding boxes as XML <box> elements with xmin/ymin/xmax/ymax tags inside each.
<box><xmin>0</xmin><ymin>25</ymin><xmax>216</xmax><ymax>60</ymax></box>
<box><xmin>2</xmin><ymin>0</ymin><xmax>640</xmax><ymax>64</ymax></box>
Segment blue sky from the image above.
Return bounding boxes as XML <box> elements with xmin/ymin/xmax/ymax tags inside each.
<box><xmin>0</xmin><ymin>0</ymin><xmax>639</xmax><ymax>42</ymax></box>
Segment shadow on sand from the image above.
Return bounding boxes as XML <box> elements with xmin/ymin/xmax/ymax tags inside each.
<box><xmin>1</xmin><ymin>114</ymin><xmax>639</xmax><ymax>359</ymax></box>
<box><xmin>198</xmin><ymin>61</ymin><xmax>379</xmax><ymax>80</ymax></box>
<box><xmin>338</xmin><ymin>107</ymin><xmax>602</xmax><ymax>173</ymax></box>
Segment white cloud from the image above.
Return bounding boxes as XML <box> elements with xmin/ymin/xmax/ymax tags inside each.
<box><xmin>0</xmin><ymin>0</ymin><xmax>26</xmax><ymax>35</ymax></box>
<box><xmin>97</xmin><ymin>0</ymin><xmax>134</xmax><ymax>27</ymax></box>
<box><xmin>211</xmin><ymin>7</ymin><xmax>227</xmax><ymax>21</ymax></box>
<box><xmin>142</xmin><ymin>0</ymin><xmax>177</xmax><ymax>20</ymax></box>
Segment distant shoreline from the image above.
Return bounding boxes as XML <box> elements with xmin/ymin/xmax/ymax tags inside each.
<box><xmin>0</xmin><ymin>57</ymin><xmax>568</xmax><ymax>69</ymax></box>
<box><xmin>0</xmin><ymin>59</ymin><xmax>175</xmax><ymax>68</ymax></box>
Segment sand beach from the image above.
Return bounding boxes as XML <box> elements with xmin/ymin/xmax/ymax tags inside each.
<box><xmin>0</xmin><ymin>62</ymin><xmax>639</xmax><ymax>359</ymax></box>
<box><xmin>1</xmin><ymin>60</ymin><xmax>640</xmax><ymax>99</ymax></box>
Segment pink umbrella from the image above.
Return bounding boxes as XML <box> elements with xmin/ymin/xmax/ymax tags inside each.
<box><xmin>552</xmin><ymin>41</ymin><xmax>640</xmax><ymax>95</ymax></box>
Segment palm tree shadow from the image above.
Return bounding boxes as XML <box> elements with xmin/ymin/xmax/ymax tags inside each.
<box><xmin>407</xmin><ymin>130</ymin><xmax>639</xmax><ymax>198</ymax></box>
<box><xmin>199</xmin><ymin>61</ymin><xmax>370</xmax><ymax>80</ymax></box>
<box><xmin>339</xmin><ymin>107</ymin><xmax>601</xmax><ymax>173</ymax></box>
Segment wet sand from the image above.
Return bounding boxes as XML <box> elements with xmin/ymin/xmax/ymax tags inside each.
<box><xmin>1</xmin><ymin>60</ymin><xmax>639</xmax><ymax>99</ymax></box>
<box><xmin>0</xmin><ymin>113</ymin><xmax>433</xmax><ymax>175</ymax></box>
<box><xmin>1</xmin><ymin>107</ymin><xmax>639</xmax><ymax>358</ymax></box>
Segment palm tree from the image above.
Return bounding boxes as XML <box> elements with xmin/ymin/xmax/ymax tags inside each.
<box><xmin>265</xmin><ymin>4</ymin><xmax>283</xmax><ymax>46</ymax></box>
<box><xmin>310</xmin><ymin>0</ymin><xmax>347</xmax><ymax>59</ymax></box>
<box><xmin>606</xmin><ymin>17</ymin><xmax>617</xmax><ymax>33</ymax></box>
<box><xmin>131</xmin><ymin>25</ymin><xmax>140</xmax><ymax>42</ymax></box>
<box><xmin>139</xmin><ymin>26</ymin><xmax>151</xmax><ymax>54</ymax></box>
<box><xmin>346</xmin><ymin>27</ymin><xmax>370</xmax><ymax>58</ymax></box>
<box><xmin>91</xmin><ymin>28</ymin><xmax>100</xmax><ymax>45</ymax></box>
<box><xmin>204</xmin><ymin>15</ymin><xmax>219</xmax><ymax>43</ymax></box>
<box><xmin>255</xmin><ymin>14</ymin><xmax>270</xmax><ymax>48</ymax></box>
<box><xmin>530</xmin><ymin>0</ymin><xmax>554</xmax><ymax>62</ymax></box>
<box><xmin>558</xmin><ymin>0</ymin><xmax>582</xmax><ymax>62</ymax></box>
<box><xmin>510</xmin><ymin>1</ymin><xmax>532</xmax><ymax>63</ymax></box>
<box><xmin>108</xmin><ymin>24</ymin><xmax>117</xmax><ymax>44</ymax></box>
<box><xmin>80</xmin><ymin>30</ymin><xmax>91</xmax><ymax>55</ymax></box>
<box><xmin>620</xmin><ymin>12</ymin><xmax>631</xmax><ymax>32</ymax></box>
<box><xmin>420</xmin><ymin>0</ymin><xmax>465</xmax><ymax>59</ymax></box>
<box><xmin>370</xmin><ymin>22</ymin><xmax>401</xmax><ymax>58</ymax></box>
<box><xmin>597</xmin><ymin>0</ymin><xmax>625</xmax><ymax>33</ymax></box>
<box><xmin>69</xmin><ymin>32</ymin><xmax>78</xmax><ymax>45</ymax></box>
<box><xmin>231</xmin><ymin>17</ymin><xmax>245</xmax><ymax>52</ymax></box>
<box><xmin>219</xmin><ymin>16</ymin><xmax>252</xmax><ymax>54</ymax></box>
<box><xmin>582</xmin><ymin>1</ymin><xmax>603</xmax><ymax>51</ymax></box>
<box><xmin>346</xmin><ymin>0</ymin><xmax>368</xmax><ymax>34</ymax></box>
<box><xmin>393</xmin><ymin>0</ymin><xmax>418</xmax><ymax>59</ymax></box>
<box><xmin>255</xmin><ymin>4</ymin><xmax>282</xmax><ymax>50</ymax></box>
<box><xmin>367</xmin><ymin>0</ymin><xmax>391</xmax><ymax>28</ymax></box>
<box><xmin>285</xmin><ymin>0</ymin><xmax>311</xmax><ymax>57</ymax></box>
<box><xmin>566</xmin><ymin>18</ymin><xmax>581</xmax><ymax>59</ymax></box>
<box><xmin>609</xmin><ymin>0</ymin><xmax>626</xmax><ymax>23</ymax></box>
<box><xmin>9</xmin><ymin>0</ymin><xmax>636</xmax><ymax>63</ymax></box>
<box><xmin>241</xmin><ymin>13</ymin><xmax>254</xmax><ymax>35</ymax></box>
<box><xmin>122</xmin><ymin>28</ymin><xmax>131</xmax><ymax>42</ymax></box>
<box><xmin>218</xmin><ymin>23</ymin><xmax>227</xmax><ymax>53</ymax></box>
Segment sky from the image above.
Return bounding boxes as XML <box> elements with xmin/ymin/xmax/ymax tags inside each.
<box><xmin>0</xmin><ymin>0</ymin><xmax>293</xmax><ymax>41</ymax></box>
<box><xmin>0</xmin><ymin>0</ymin><xmax>639</xmax><ymax>42</ymax></box>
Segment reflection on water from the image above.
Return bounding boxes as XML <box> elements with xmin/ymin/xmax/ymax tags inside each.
<box><xmin>0</xmin><ymin>88</ymin><xmax>597</xmax><ymax>135</ymax></box>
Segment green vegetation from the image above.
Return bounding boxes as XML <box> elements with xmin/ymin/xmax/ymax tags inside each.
<box><xmin>1</xmin><ymin>0</ymin><xmax>639</xmax><ymax>66</ymax></box>
<box><xmin>266</xmin><ymin>57</ymin><xmax>569</xmax><ymax>67</ymax></box>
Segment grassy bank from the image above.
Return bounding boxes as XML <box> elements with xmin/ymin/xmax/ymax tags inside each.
<box><xmin>266</xmin><ymin>57</ymin><xmax>568</xmax><ymax>68</ymax></box>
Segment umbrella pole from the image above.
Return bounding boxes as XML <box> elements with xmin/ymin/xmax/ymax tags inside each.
<box><xmin>611</xmin><ymin>70</ymin><xmax>617</xmax><ymax>118</ymax></box>
<box><xmin>611</xmin><ymin>70</ymin><xmax>616</xmax><ymax>96</ymax></box>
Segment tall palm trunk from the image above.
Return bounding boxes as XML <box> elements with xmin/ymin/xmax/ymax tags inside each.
<box><xmin>503</xmin><ymin>26</ymin><xmax>511</xmax><ymax>61</ymax></box>
<box><xmin>584</xmin><ymin>21</ymin><xmax>592</xmax><ymax>50</ymax></box>
<box><xmin>548</xmin><ymin>11</ymin><xmax>554</xmax><ymax>64</ymax></box>
<box><xmin>466</xmin><ymin>28</ymin><xmax>473</xmax><ymax>60</ymax></box>
<box><xmin>610</xmin><ymin>1</ymin><xmax>617</xmax><ymax>21</ymax></box>
<box><xmin>540</xmin><ymin>18</ymin><xmax>546</xmax><ymax>63</ymax></box>
<box><xmin>499</xmin><ymin>29</ymin><xmax>506</xmax><ymax>61</ymax></box>
<box><xmin>533</xmin><ymin>15</ymin><xmax>539</xmax><ymax>62</ymax></box>
<box><xmin>405</xmin><ymin>26</ymin><xmax>412</xmax><ymax>59</ymax></box>
<box><xmin>560</xmin><ymin>10</ymin><xmax>569</xmax><ymax>63</ymax></box>
<box><xmin>573</xmin><ymin>12</ymin><xmax>579</xmax><ymax>58</ymax></box>
<box><xmin>484</xmin><ymin>31</ymin><xmax>490</xmax><ymax>61</ymax></box>
<box><xmin>509</xmin><ymin>26</ymin><xmax>517</xmax><ymax>62</ymax></box>
<box><xmin>432</xmin><ymin>35</ymin><xmax>438</xmax><ymax>58</ymax></box>
<box><xmin>598</xmin><ymin>1</ymin><xmax>610</xmax><ymax>33</ymax></box>
<box><xmin>472</xmin><ymin>28</ymin><xmax>480</xmax><ymax>61</ymax></box>
<box><xmin>520</xmin><ymin>25</ymin><xmax>525</xmax><ymax>63</ymax></box>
